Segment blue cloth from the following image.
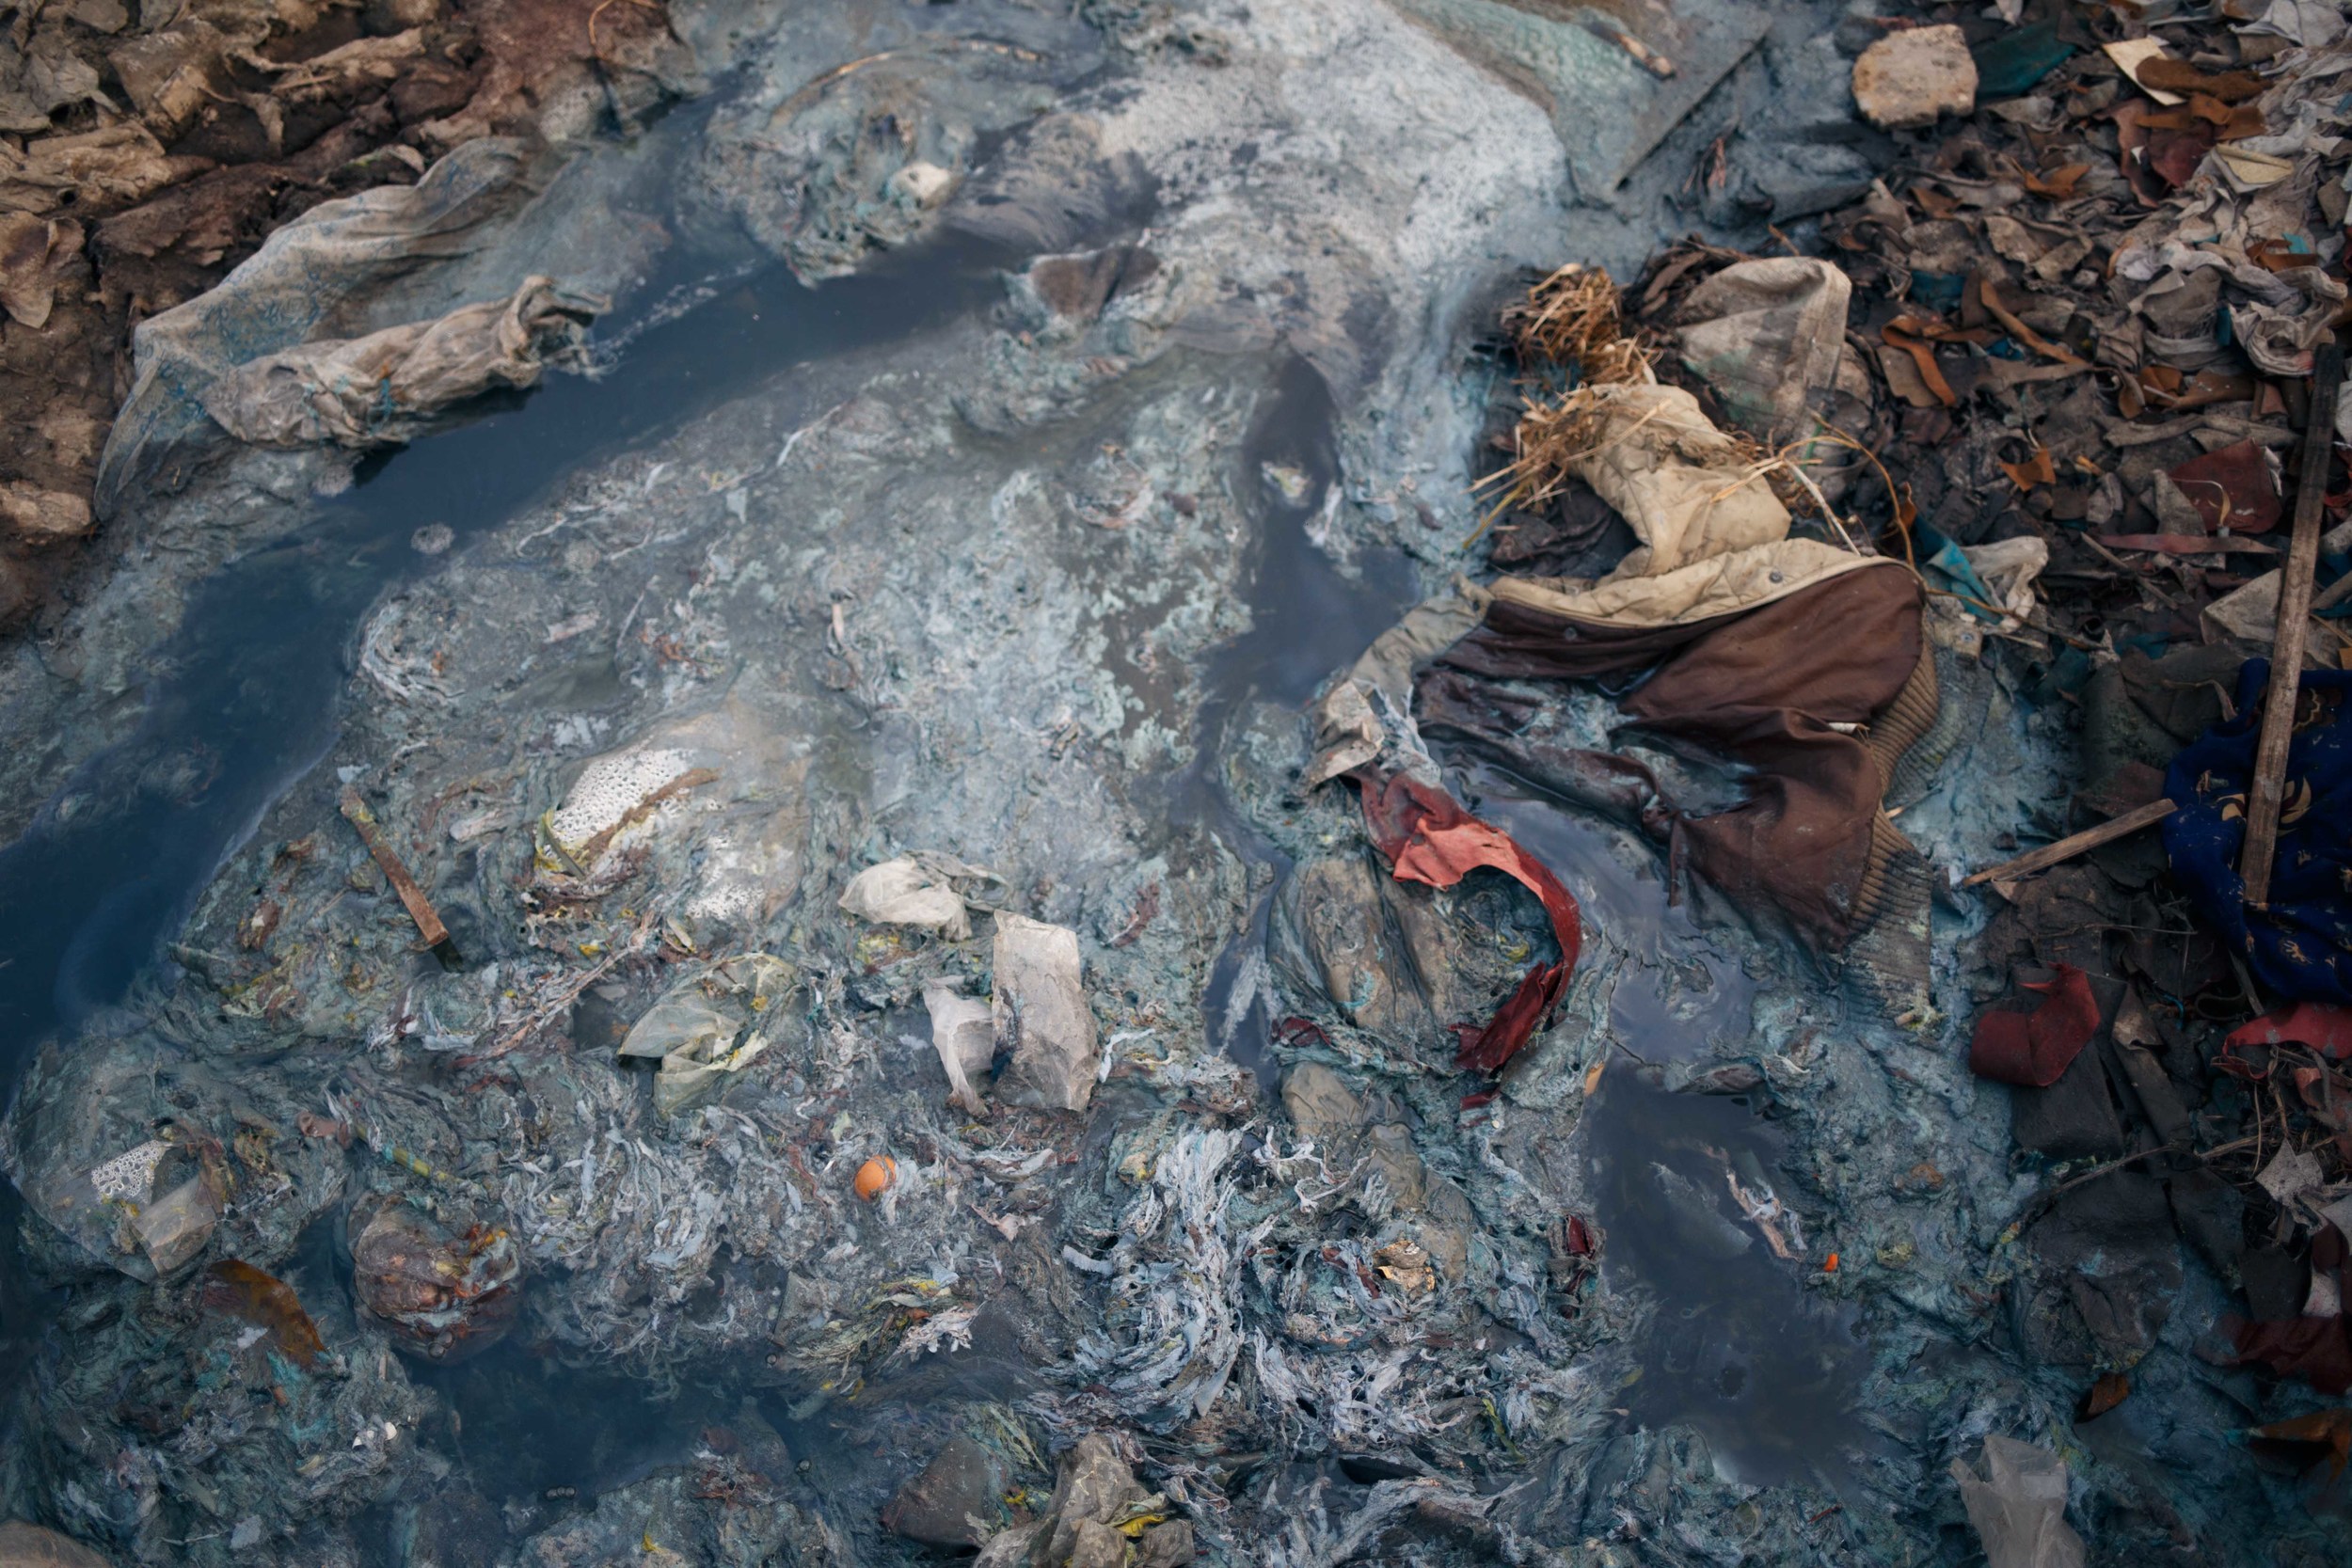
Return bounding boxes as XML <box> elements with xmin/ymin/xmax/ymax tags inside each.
<box><xmin>2164</xmin><ymin>659</ymin><xmax>2352</xmax><ymax>1004</ymax></box>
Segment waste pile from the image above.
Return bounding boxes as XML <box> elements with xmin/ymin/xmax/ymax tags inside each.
<box><xmin>4</xmin><ymin>0</ymin><xmax>2352</xmax><ymax>1564</ymax></box>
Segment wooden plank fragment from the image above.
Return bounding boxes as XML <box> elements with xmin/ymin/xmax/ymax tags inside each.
<box><xmin>1964</xmin><ymin>798</ymin><xmax>2179</xmax><ymax>887</ymax></box>
<box><xmin>2239</xmin><ymin>341</ymin><xmax>2345</xmax><ymax>908</ymax></box>
<box><xmin>340</xmin><ymin>784</ymin><xmax>457</xmax><ymax>958</ymax></box>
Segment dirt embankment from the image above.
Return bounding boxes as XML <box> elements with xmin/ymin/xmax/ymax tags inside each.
<box><xmin>0</xmin><ymin>0</ymin><xmax>691</xmax><ymax>629</ymax></box>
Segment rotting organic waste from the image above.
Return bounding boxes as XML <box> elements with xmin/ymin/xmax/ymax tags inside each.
<box><xmin>8</xmin><ymin>0</ymin><xmax>2352</xmax><ymax>1564</ymax></box>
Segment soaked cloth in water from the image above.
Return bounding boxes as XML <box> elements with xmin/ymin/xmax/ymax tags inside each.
<box><xmin>1353</xmin><ymin>769</ymin><xmax>1583</xmax><ymax>1071</ymax></box>
<box><xmin>2163</xmin><ymin>660</ymin><xmax>2352</xmax><ymax>1004</ymax></box>
<box><xmin>1423</xmin><ymin>559</ymin><xmax>1932</xmax><ymax>954</ymax></box>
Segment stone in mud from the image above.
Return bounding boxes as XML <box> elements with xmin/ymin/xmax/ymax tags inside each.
<box><xmin>1136</xmin><ymin>1519</ymin><xmax>1196</xmax><ymax>1567</ymax></box>
<box><xmin>973</xmin><ymin>1521</ymin><xmax>1048</xmax><ymax>1568</ymax></box>
<box><xmin>1282</xmin><ymin>1063</ymin><xmax>1434</xmax><ymax>1213</ymax></box>
<box><xmin>0</xmin><ymin>483</ymin><xmax>89</xmax><ymax>546</ymax></box>
<box><xmin>1276</xmin><ymin>855</ymin><xmax>1446</xmax><ymax>1048</ymax></box>
<box><xmin>882</xmin><ymin>1435</ymin><xmax>1006</xmax><ymax>1548</ymax></box>
<box><xmin>1028</xmin><ymin>245</ymin><xmax>1161</xmax><ymax>322</ymax></box>
<box><xmin>0</xmin><ymin>1521</ymin><xmax>114</xmax><ymax>1568</ymax></box>
<box><xmin>2010</xmin><ymin>1047</ymin><xmax>2126</xmax><ymax>1162</ymax></box>
<box><xmin>1047</xmin><ymin>1433</ymin><xmax>1140</xmax><ymax>1529</ymax></box>
<box><xmin>1061</xmin><ymin>1519</ymin><xmax>1127</xmax><ymax>1568</ymax></box>
<box><xmin>2016</xmin><ymin>1174</ymin><xmax>2181</xmax><ymax>1365</ymax></box>
<box><xmin>1851</xmin><ymin>25</ymin><xmax>1977</xmax><ymax>130</ymax></box>
<box><xmin>992</xmin><ymin>913</ymin><xmax>1098</xmax><ymax>1112</ymax></box>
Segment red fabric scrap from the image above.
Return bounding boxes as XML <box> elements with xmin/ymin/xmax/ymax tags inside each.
<box><xmin>2226</xmin><ymin>1002</ymin><xmax>2352</xmax><ymax>1060</ymax></box>
<box><xmin>1968</xmin><ymin>964</ymin><xmax>2101</xmax><ymax>1086</ymax></box>
<box><xmin>2169</xmin><ymin>439</ymin><xmax>2282</xmax><ymax>533</ymax></box>
<box><xmin>2229</xmin><ymin>1224</ymin><xmax>2352</xmax><ymax>1394</ymax></box>
<box><xmin>1356</xmin><ymin>771</ymin><xmax>1583</xmax><ymax>1072</ymax></box>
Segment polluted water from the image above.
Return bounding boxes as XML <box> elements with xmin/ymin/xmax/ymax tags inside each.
<box><xmin>0</xmin><ymin>2</ymin><xmax>2339</xmax><ymax>1566</ymax></box>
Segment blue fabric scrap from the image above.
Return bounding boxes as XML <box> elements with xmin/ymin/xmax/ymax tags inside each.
<box><xmin>2163</xmin><ymin>659</ymin><xmax>2352</xmax><ymax>1004</ymax></box>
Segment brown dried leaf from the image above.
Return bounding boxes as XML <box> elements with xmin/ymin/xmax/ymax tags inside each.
<box><xmin>200</xmin><ymin>1258</ymin><xmax>325</xmax><ymax>1368</ymax></box>
<box><xmin>1999</xmin><ymin>448</ymin><xmax>2057</xmax><ymax>489</ymax></box>
<box><xmin>2135</xmin><ymin>57</ymin><xmax>2267</xmax><ymax>103</ymax></box>
<box><xmin>2024</xmin><ymin>163</ymin><xmax>2090</xmax><ymax>198</ymax></box>
<box><xmin>2076</xmin><ymin>1370</ymin><xmax>2131</xmax><ymax>1421</ymax></box>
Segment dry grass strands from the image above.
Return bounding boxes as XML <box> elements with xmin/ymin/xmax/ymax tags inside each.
<box><xmin>1500</xmin><ymin>264</ymin><xmax>1656</xmax><ymax>388</ymax></box>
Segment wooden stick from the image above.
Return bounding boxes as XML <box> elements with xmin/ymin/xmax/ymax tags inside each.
<box><xmin>1963</xmin><ymin>798</ymin><xmax>2178</xmax><ymax>886</ymax></box>
<box><xmin>2239</xmin><ymin>340</ymin><xmax>2345</xmax><ymax>907</ymax></box>
<box><xmin>340</xmin><ymin>784</ymin><xmax>459</xmax><ymax>960</ymax></box>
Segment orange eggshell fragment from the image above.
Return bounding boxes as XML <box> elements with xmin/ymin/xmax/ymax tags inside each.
<box><xmin>854</xmin><ymin>1156</ymin><xmax>898</xmax><ymax>1201</ymax></box>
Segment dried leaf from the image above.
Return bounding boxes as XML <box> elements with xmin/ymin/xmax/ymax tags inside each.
<box><xmin>2024</xmin><ymin>162</ymin><xmax>2090</xmax><ymax>198</ymax></box>
<box><xmin>200</xmin><ymin>1259</ymin><xmax>325</xmax><ymax>1368</ymax></box>
<box><xmin>2135</xmin><ymin>57</ymin><xmax>2267</xmax><ymax>103</ymax></box>
<box><xmin>1999</xmin><ymin>448</ymin><xmax>2057</xmax><ymax>489</ymax></box>
<box><xmin>2248</xmin><ymin>1408</ymin><xmax>2351</xmax><ymax>1481</ymax></box>
<box><xmin>1882</xmin><ymin>325</ymin><xmax>1959</xmax><ymax>407</ymax></box>
<box><xmin>2076</xmin><ymin>1371</ymin><xmax>2131</xmax><ymax>1421</ymax></box>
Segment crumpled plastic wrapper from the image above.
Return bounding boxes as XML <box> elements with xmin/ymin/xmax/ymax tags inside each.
<box><xmin>617</xmin><ymin>953</ymin><xmax>797</xmax><ymax>1117</ymax></box>
<box><xmin>838</xmin><ymin>852</ymin><xmax>1000</xmax><ymax>941</ymax></box>
<box><xmin>1950</xmin><ymin>1435</ymin><xmax>2085</xmax><ymax>1568</ymax></box>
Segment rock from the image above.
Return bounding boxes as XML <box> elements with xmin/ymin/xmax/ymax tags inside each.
<box><xmin>889</xmin><ymin>160</ymin><xmax>958</xmax><ymax>208</ymax></box>
<box><xmin>1851</xmin><ymin>25</ymin><xmax>1977</xmax><ymax>130</ymax></box>
<box><xmin>2018</xmin><ymin>1174</ymin><xmax>2181</xmax><ymax>1365</ymax></box>
<box><xmin>0</xmin><ymin>482</ymin><xmax>92</xmax><ymax>545</ymax></box>
<box><xmin>1029</xmin><ymin>245</ymin><xmax>1160</xmax><ymax>322</ymax></box>
<box><xmin>1281</xmin><ymin>1061</ymin><xmax>1364</xmax><ymax>1134</ymax></box>
<box><xmin>1365</xmin><ymin>1122</ymin><xmax>1429</xmax><ymax>1209</ymax></box>
<box><xmin>1048</xmin><ymin>1433</ymin><xmax>1138</xmax><ymax>1526</ymax></box>
<box><xmin>2010</xmin><ymin>1049</ymin><xmax>2126</xmax><ymax>1162</ymax></box>
<box><xmin>882</xmin><ymin>1436</ymin><xmax>1006</xmax><ymax>1548</ymax></box>
<box><xmin>0</xmin><ymin>1521</ymin><xmax>115</xmax><ymax>1568</ymax></box>
<box><xmin>1282</xmin><ymin>1064</ymin><xmax>1433</xmax><ymax>1212</ymax></box>
<box><xmin>1063</xmin><ymin>1519</ymin><xmax>1127</xmax><ymax>1568</ymax></box>
<box><xmin>992</xmin><ymin>914</ymin><xmax>1098</xmax><ymax>1112</ymax></box>
<box><xmin>1136</xmin><ymin>1520</ymin><xmax>1196</xmax><ymax>1567</ymax></box>
<box><xmin>972</xmin><ymin>1520</ymin><xmax>1048</xmax><ymax>1568</ymax></box>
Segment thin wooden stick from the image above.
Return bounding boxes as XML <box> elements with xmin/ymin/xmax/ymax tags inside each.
<box><xmin>2240</xmin><ymin>340</ymin><xmax>2345</xmax><ymax>907</ymax></box>
<box><xmin>341</xmin><ymin>784</ymin><xmax>459</xmax><ymax>962</ymax></box>
<box><xmin>1964</xmin><ymin>797</ymin><xmax>2178</xmax><ymax>886</ymax></box>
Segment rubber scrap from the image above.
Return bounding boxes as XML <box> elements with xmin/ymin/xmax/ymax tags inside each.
<box><xmin>339</xmin><ymin>784</ymin><xmax>459</xmax><ymax>964</ymax></box>
<box><xmin>1356</xmin><ymin>771</ymin><xmax>1582</xmax><ymax>1072</ymax></box>
<box><xmin>1969</xmin><ymin>964</ymin><xmax>2100</xmax><ymax>1087</ymax></box>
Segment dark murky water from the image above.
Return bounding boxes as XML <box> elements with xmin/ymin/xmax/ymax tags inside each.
<box><xmin>0</xmin><ymin>236</ymin><xmax>1025</xmax><ymax>1485</ymax></box>
<box><xmin>1192</xmin><ymin>354</ymin><xmax>1417</xmax><ymax>1090</ymax></box>
<box><xmin>0</xmin><ymin>237</ymin><xmax>1015</xmax><ymax>1071</ymax></box>
<box><xmin>1454</xmin><ymin>763</ymin><xmax>1866</xmax><ymax>1487</ymax></box>
<box><xmin>0</xmin><ymin>171</ymin><xmax>1868</xmax><ymax>1550</ymax></box>
<box><xmin>1581</xmin><ymin>1069</ymin><xmax>1870</xmax><ymax>1491</ymax></box>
